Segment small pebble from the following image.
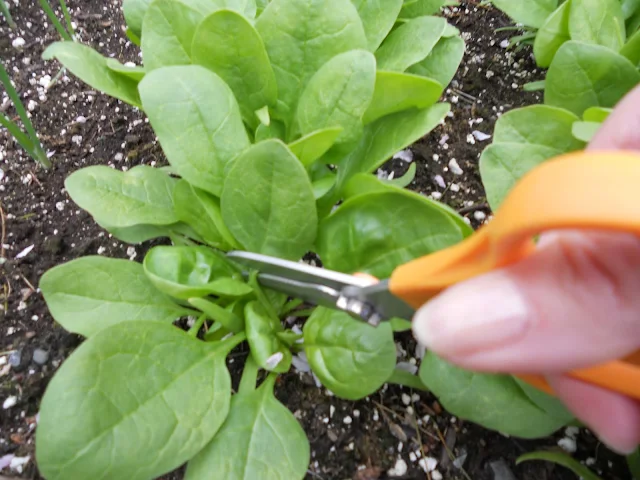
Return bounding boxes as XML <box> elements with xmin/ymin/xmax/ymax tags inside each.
<box><xmin>472</xmin><ymin>130</ymin><xmax>492</xmax><ymax>141</ymax></box>
<box><xmin>9</xmin><ymin>351</ymin><xmax>21</xmax><ymax>367</ymax></box>
<box><xmin>3</xmin><ymin>396</ymin><xmax>17</xmax><ymax>409</ymax></box>
<box><xmin>448</xmin><ymin>159</ymin><xmax>464</xmax><ymax>175</ymax></box>
<box><xmin>55</xmin><ymin>201</ymin><xmax>65</xmax><ymax>211</ymax></box>
<box><xmin>433</xmin><ymin>175</ymin><xmax>446</xmax><ymax>189</ymax></box>
<box><xmin>387</xmin><ymin>458</ymin><xmax>408</xmax><ymax>477</ymax></box>
<box><xmin>500</xmin><ymin>39</ymin><xmax>509</xmax><ymax>48</ymax></box>
<box><xmin>432</xmin><ymin>471</ymin><xmax>443</xmax><ymax>480</ymax></box>
<box><xmin>558</xmin><ymin>437</ymin><xmax>577</xmax><ymax>453</ymax></box>
<box><xmin>12</xmin><ymin>37</ymin><xmax>25</xmax><ymax>48</ymax></box>
<box><xmin>114</xmin><ymin>152</ymin><xmax>124</xmax><ymax>161</ymax></box>
<box><xmin>32</xmin><ymin>349</ymin><xmax>49</xmax><ymax>365</ymax></box>
<box><xmin>393</xmin><ymin>149</ymin><xmax>414</xmax><ymax>163</ymax></box>
<box><xmin>431</xmin><ymin>192</ymin><xmax>443</xmax><ymax>200</ymax></box>
<box><xmin>450</xmin><ymin>183</ymin><xmax>460</xmax><ymax>193</ymax></box>
<box><xmin>343</xmin><ymin>416</ymin><xmax>352</xmax><ymax>425</ymax></box>
<box><xmin>401</xmin><ymin>393</ymin><xmax>411</xmax><ymax>405</ymax></box>
<box><xmin>265</xmin><ymin>352</ymin><xmax>283</xmax><ymax>369</ymax></box>
<box><xmin>474</xmin><ymin>211</ymin><xmax>487</xmax><ymax>221</ymax></box>
<box><xmin>419</xmin><ymin>457</ymin><xmax>438</xmax><ymax>473</ymax></box>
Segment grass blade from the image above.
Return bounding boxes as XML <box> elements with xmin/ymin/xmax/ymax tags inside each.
<box><xmin>0</xmin><ymin>114</ymin><xmax>36</xmax><ymax>155</ymax></box>
<box><xmin>0</xmin><ymin>0</ymin><xmax>16</xmax><ymax>28</ymax></box>
<box><xmin>37</xmin><ymin>0</ymin><xmax>71</xmax><ymax>41</ymax></box>
<box><xmin>517</xmin><ymin>451</ymin><xmax>602</xmax><ymax>480</ymax></box>
<box><xmin>59</xmin><ymin>0</ymin><xmax>75</xmax><ymax>40</ymax></box>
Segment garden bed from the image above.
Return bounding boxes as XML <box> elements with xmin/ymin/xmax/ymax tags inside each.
<box><xmin>0</xmin><ymin>1</ymin><xmax>632</xmax><ymax>479</ymax></box>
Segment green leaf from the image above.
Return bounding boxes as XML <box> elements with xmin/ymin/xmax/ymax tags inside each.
<box><xmin>185</xmin><ymin>375</ymin><xmax>310</xmax><ymax>480</ymax></box>
<box><xmin>363</xmin><ymin>71</ymin><xmax>443</xmax><ymax>124</ymax></box>
<box><xmin>256</xmin><ymin>0</ymin><xmax>367</xmax><ymax>129</ymax></box>
<box><xmin>512</xmin><ymin>378</ymin><xmax>575</xmax><ymax>423</ymax></box>
<box><xmin>192</xmin><ymin>10</ymin><xmax>277</xmax><ymax>128</ymax></box>
<box><xmin>126</xmin><ymin>27</ymin><xmax>142</xmax><ymax>45</ymax></box>
<box><xmin>491</xmin><ymin>0</ymin><xmax>558</xmax><ymax>29</ymax></box>
<box><xmin>620</xmin><ymin>28</ymin><xmax>640</xmax><ymax>65</ymax></box>
<box><xmin>627</xmin><ymin>447</ymin><xmax>640</xmax><ymax>480</ymax></box>
<box><xmin>533</xmin><ymin>0</ymin><xmax>571</xmax><ymax>68</ymax></box>
<box><xmin>173</xmin><ymin>180</ymin><xmax>239</xmax><ymax>250</ymax></box>
<box><xmin>93</xmin><ymin>220</ymin><xmax>176</xmax><ymax>244</ymax></box>
<box><xmin>317</xmin><ymin>190</ymin><xmax>467</xmax><ymax>278</ymax></box>
<box><xmin>375</xmin><ymin>16</ymin><xmax>447</xmax><ymax>72</ymax></box>
<box><xmin>493</xmin><ymin>105</ymin><xmax>584</xmax><ymax>152</ymax></box>
<box><xmin>569</xmin><ymin>0</ymin><xmax>625</xmax><ymax>51</ymax></box>
<box><xmin>295</xmin><ymin>49</ymin><xmax>376</xmax><ymax>145</ymax></box>
<box><xmin>105</xmin><ymin>58</ymin><xmax>146</xmax><ymax>81</ymax></box>
<box><xmin>245</xmin><ymin>301</ymin><xmax>292</xmax><ymax>373</ymax></box>
<box><xmin>583</xmin><ymin>106</ymin><xmax>612</xmax><ymax>122</ymax></box>
<box><xmin>289</xmin><ymin>127</ymin><xmax>343</xmax><ymax>168</ymax></box>
<box><xmin>36</xmin><ymin>322</ymin><xmax>238</xmax><ymax>480</ymax></box>
<box><xmin>480</xmin><ymin>143</ymin><xmax>561</xmax><ymax>211</ymax></box>
<box><xmin>544</xmin><ymin>41</ymin><xmax>640</xmax><ymax>116</ymax></box>
<box><xmin>517</xmin><ymin>451</ymin><xmax>602</xmax><ymax>480</ymax></box>
<box><xmin>189</xmin><ymin>297</ymin><xmax>245</xmax><ymax>332</ymax></box>
<box><xmin>255</xmin><ymin>119</ymin><xmax>286</xmax><ymax>142</ymax></box>
<box><xmin>143</xmin><ymin>246</ymin><xmax>248</xmax><ymax>300</ymax></box>
<box><xmin>65</xmin><ymin>165</ymin><xmax>178</xmax><ymax>228</ymax></box>
<box><xmin>523</xmin><ymin>80</ymin><xmax>546</xmax><ymax>91</ymax></box>
<box><xmin>351</xmin><ymin>0</ymin><xmax>403</xmax><ymax>51</ymax></box>
<box><xmin>572</xmin><ymin>120</ymin><xmax>601</xmax><ymax>142</ymax></box>
<box><xmin>304</xmin><ymin>307</ymin><xmax>396</xmax><ymax>400</ymax></box>
<box><xmin>40</xmin><ymin>257</ymin><xmax>188</xmax><ymax>338</ymax></box>
<box><xmin>386</xmin><ymin>162</ymin><xmax>417</xmax><ymax>188</ymax></box>
<box><xmin>398</xmin><ymin>0</ymin><xmax>446</xmax><ymax>18</ymax></box>
<box><xmin>406</xmin><ymin>34</ymin><xmax>465</xmax><ymax>88</ymax></box>
<box><xmin>312</xmin><ymin>174</ymin><xmax>337</xmax><ymax>199</ymax></box>
<box><xmin>221</xmin><ymin>139</ymin><xmax>318</xmax><ymax>261</ymax></box>
<box><xmin>123</xmin><ymin>0</ymin><xmax>152</xmax><ymax>38</ymax></box>
<box><xmin>139</xmin><ymin>65</ymin><xmax>250</xmax><ymax>197</ymax></box>
<box><xmin>419</xmin><ymin>352</ymin><xmax>567</xmax><ymax>438</ymax></box>
<box><xmin>622</xmin><ymin>0</ymin><xmax>640</xmax><ymax>20</ymax></box>
<box><xmin>42</xmin><ymin>41</ymin><xmax>141</xmax><ymax>107</ymax></box>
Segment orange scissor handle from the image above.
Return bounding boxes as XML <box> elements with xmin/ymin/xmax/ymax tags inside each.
<box><xmin>389</xmin><ymin>150</ymin><xmax>640</xmax><ymax>400</ymax></box>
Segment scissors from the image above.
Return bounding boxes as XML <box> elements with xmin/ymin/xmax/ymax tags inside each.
<box><xmin>227</xmin><ymin>151</ymin><xmax>640</xmax><ymax>401</ymax></box>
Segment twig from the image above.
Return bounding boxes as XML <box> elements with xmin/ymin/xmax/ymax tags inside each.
<box><xmin>0</xmin><ymin>203</ymin><xmax>5</xmax><ymax>259</ymax></box>
<box><xmin>21</xmin><ymin>274</ymin><xmax>36</xmax><ymax>292</ymax></box>
<box><xmin>432</xmin><ymin>422</ymin><xmax>473</xmax><ymax>480</ymax></box>
<box><xmin>457</xmin><ymin>202</ymin><xmax>489</xmax><ymax>215</ymax></box>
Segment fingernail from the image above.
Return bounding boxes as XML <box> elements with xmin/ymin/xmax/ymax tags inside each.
<box><xmin>412</xmin><ymin>273</ymin><xmax>532</xmax><ymax>358</ymax></box>
<box><xmin>596</xmin><ymin>432</ymin><xmax>638</xmax><ymax>456</ymax></box>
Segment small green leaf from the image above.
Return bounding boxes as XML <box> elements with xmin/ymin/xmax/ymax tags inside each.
<box><xmin>491</xmin><ymin>0</ymin><xmax>558</xmax><ymax>28</ymax></box>
<box><xmin>221</xmin><ymin>139</ymin><xmax>318</xmax><ymax>261</ymax></box>
<box><xmin>620</xmin><ymin>28</ymin><xmax>640</xmax><ymax>66</ymax></box>
<box><xmin>189</xmin><ymin>297</ymin><xmax>245</xmax><ymax>332</ymax></box>
<box><xmin>36</xmin><ymin>322</ymin><xmax>237</xmax><ymax>480</ymax></box>
<box><xmin>289</xmin><ymin>127</ymin><xmax>343</xmax><ymax>168</ymax></box>
<box><xmin>143</xmin><ymin>246</ymin><xmax>247</xmax><ymax>300</ymax></box>
<box><xmin>351</xmin><ymin>0</ymin><xmax>403</xmax><ymax>51</ymax></box>
<box><xmin>245</xmin><ymin>301</ymin><xmax>292</xmax><ymax>373</ymax></box>
<box><xmin>312</xmin><ymin>174</ymin><xmax>337</xmax><ymax>199</ymax></box>
<box><xmin>304</xmin><ymin>307</ymin><xmax>396</xmax><ymax>400</ymax></box>
<box><xmin>126</xmin><ymin>27</ymin><xmax>142</xmax><ymax>46</ymax></box>
<box><xmin>255</xmin><ymin>106</ymin><xmax>270</xmax><ymax>126</ymax></box>
<box><xmin>533</xmin><ymin>0</ymin><xmax>571</xmax><ymax>68</ymax></box>
<box><xmin>569</xmin><ymin>0</ymin><xmax>625</xmax><ymax>51</ymax></box>
<box><xmin>363</xmin><ymin>71</ymin><xmax>443</xmax><ymax>124</ymax></box>
<box><xmin>572</xmin><ymin>120</ymin><xmax>602</xmax><ymax>142</ymax></box>
<box><xmin>42</xmin><ymin>41</ymin><xmax>141</xmax><ymax>107</ymax></box>
<box><xmin>139</xmin><ymin>65</ymin><xmax>250</xmax><ymax>197</ymax></box>
<box><xmin>65</xmin><ymin>165</ymin><xmax>178</xmax><ymax>228</ymax></box>
<box><xmin>375</xmin><ymin>16</ymin><xmax>447</xmax><ymax>72</ymax></box>
<box><xmin>192</xmin><ymin>10</ymin><xmax>277</xmax><ymax>128</ymax></box>
<box><xmin>185</xmin><ymin>376</ymin><xmax>310</xmax><ymax>480</ymax></box>
<box><xmin>386</xmin><ymin>162</ymin><xmax>417</xmax><ymax>188</ymax></box>
<box><xmin>583</xmin><ymin>106</ymin><xmax>612</xmax><ymax>122</ymax></box>
<box><xmin>123</xmin><ymin>0</ymin><xmax>152</xmax><ymax>38</ymax></box>
<box><xmin>517</xmin><ymin>451</ymin><xmax>602</xmax><ymax>480</ymax></box>
<box><xmin>40</xmin><ymin>257</ymin><xmax>188</xmax><ymax>337</ymax></box>
<box><xmin>544</xmin><ymin>41</ymin><xmax>640</xmax><ymax>116</ymax></box>
<box><xmin>523</xmin><ymin>80</ymin><xmax>546</xmax><ymax>91</ymax></box>
<box><xmin>105</xmin><ymin>58</ymin><xmax>146</xmax><ymax>81</ymax></box>
<box><xmin>406</xmin><ymin>34</ymin><xmax>465</xmax><ymax>88</ymax></box>
<box><xmin>399</xmin><ymin>0</ymin><xmax>446</xmax><ymax>18</ymax></box>
<box><xmin>255</xmin><ymin>119</ymin><xmax>286</xmax><ymax>142</ymax></box>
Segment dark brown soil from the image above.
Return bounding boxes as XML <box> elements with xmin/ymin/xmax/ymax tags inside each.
<box><xmin>0</xmin><ymin>1</ymin><xmax>633</xmax><ymax>480</ymax></box>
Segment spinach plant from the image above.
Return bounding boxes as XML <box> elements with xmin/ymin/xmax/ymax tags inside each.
<box><xmin>36</xmin><ymin>0</ymin><xmax>581</xmax><ymax>478</ymax></box>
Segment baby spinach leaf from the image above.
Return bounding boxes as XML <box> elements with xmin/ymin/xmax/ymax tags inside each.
<box><xmin>185</xmin><ymin>375</ymin><xmax>309</xmax><ymax>480</ymax></box>
<box><xmin>399</xmin><ymin>0</ymin><xmax>445</xmax><ymax>18</ymax></box>
<box><xmin>480</xmin><ymin>143</ymin><xmax>561</xmax><ymax>211</ymax></box>
<box><xmin>245</xmin><ymin>301</ymin><xmax>292</xmax><ymax>373</ymax></box>
<box><xmin>289</xmin><ymin>127</ymin><xmax>343</xmax><ymax>168</ymax></box>
<box><xmin>352</xmin><ymin>0</ymin><xmax>403</xmax><ymax>51</ymax></box>
<box><xmin>516</xmin><ymin>451</ymin><xmax>602</xmax><ymax>480</ymax></box>
<box><xmin>36</xmin><ymin>322</ymin><xmax>238</xmax><ymax>480</ymax></box>
<box><xmin>406</xmin><ymin>34</ymin><xmax>465</xmax><ymax>88</ymax></box>
<box><xmin>42</xmin><ymin>42</ymin><xmax>141</xmax><ymax>107</ymax></box>
<box><xmin>192</xmin><ymin>10</ymin><xmax>277</xmax><ymax>128</ymax></box>
<box><xmin>572</xmin><ymin>120</ymin><xmax>601</xmax><ymax>142</ymax></box>
<box><xmin>40</xmin><ymin>257</ymin><xmax>189</xmax><ymax>338</ymax></box>
<box><xmin>569</xmin><ymin>0</ymin><xmax>625</xmax><ymax>51</ymax></box>
<box><xmin>65</xmin><ymin>165</ymin><xmax>178</xmax><ymax>228</ymax></box>
<box><xmin>105</xmin><ymin>58</ymin><xmax>146</xmax><ymax>81</ymax></box>
<box><xmin>512</xmin><ymin>378</ymin><xmax>575</xmax><ymax>423</ymax></box>
<box><xmin>583</xmin><ymin>106</ymin><xmax>612</xmax><ymax>122</ymax></box>
<box><xmin>317</xmin><ymin>190</ymin><xmax>466</xmax><ymax>278</ymax></box>
<box><xmin>139</xmin><ymin>65</ymin><xmax>250</xmax><ymax>197</ymax></box>
<box><xmin>123</xmin><ymin>0</ymin><xmax>152</xmax><ymax>38</ymax></box>
<box><xmin>141</xmin><ymin>0</ymin><xmax>203</xmax><ymax>71</ymax></box>
<box><xmin>221</xmin><ymin>139</ymin><xmax>318</xmax><ymax>261</ymax></box>
<box><xmin>255</xmin><ymin>119</ymin><xmax>286</xmax><ymax>142</ymax></box>
<box><xmin>620</xmin><ymin>28</ymin><xmax>640</xmax><ymax>65</ymax></box>
<box><xmin>295</xmin><ymin>50</ymin><xmax>376</xmax><ymax>145</ymax></box>
<box><xmin>94</xmin><ymin>220</ymin><xmax>176</xmax><ymax>244</ymax></box>
<box><xmin>533</xmin><ymin>0</ymin><xmax>571</xmax><ymax>68</ymax></box>
<box><xmin>622</xmin><ymin>0</ymin><xmax>640</xmax><ymax>20</ymax></box>
<box><xmin>491</xmin><ymin>0</ymin><xmax>558</xmax><ymax>29</ymax></box>
<box><xmin>375</xmin><ymin>16</ymin><xmax>446</xmax><ymax>72</ymax></box>
<box><xmin>173</xmin><ymin>180</ymin><xmax>240</xmax><ymax>250</ymax></box>
<box><xmin>143</xmin><ymin>246</ymin><xmax>248</xmax><ymax>300</ymax></box>
<box><xmin>256</xmin><ymin>0</ymin><xmax>367</xmax><ymax>129</ymax></box>
<box><xmin>386</xmin><ymin>163</ymin><xmax>416</xmax><ymax>188</ymax></box>
<box><xmin>189</xmin><ymin>297</ymin><xmax>245</xmax><ymax>332</ymax></box>
<box><xmin>418</xmin><ymin>352</ymin><xmax>567</xmax><ymax>438</ymax></box>
<box><xmin>362</xmin><ymin>71</ymin><xmax>443</xmax><ymax>124</ymax></box>
<box><xmin>304</xmin><ymin>307</ymin><xmax>396</xmax><ymax>400</ymax></box>
<box><xmin>544</xmin><ymin>41</ymin><xmax>640</xmax><ymax>116</ymax></box>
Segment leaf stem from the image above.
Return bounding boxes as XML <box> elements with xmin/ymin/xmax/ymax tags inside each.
<box><xmin>238</xmin><ymin>354</ymin><xmax>259</xmax><ymax>394</ymax></box>
<box><xmin>248</xmin><ymin>271</ymin><xmax>279</xmax><ymax>322</ymax></box>
<box><xmin>388</xmin><ymin>368</ymin><xmax>429</xmax><ymax>392</ymax></box>
<box><xmin>188</xmin><ymin>313</ymin><xmax>207</xmax><ymax>337</ymax></box>
<box><xmin>0</xmin><ymin>0</ymin><xmax>15</xmax><ymax>28</ymax></box>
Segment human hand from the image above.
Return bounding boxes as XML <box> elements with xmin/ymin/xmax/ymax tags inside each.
<box><xmin>412</xmin><ymin>84</ymin><xmax>640</xmax><ymax>455</ymax></box>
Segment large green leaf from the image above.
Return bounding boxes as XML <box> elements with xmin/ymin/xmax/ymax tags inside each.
<box><xmin>491</xmin><ymin>0</ymin><xmax>558</xmax><ymax>28</ymax></box>
<box><xmin>42</xmin><ymin>42</ymin><xmax>141</xmax><ymax>107</ymax></box>
<box><xmin>255</xmin><ymin>0</ymin><xmax>367</xmax><ymax>129</ymax></box>
<box><xmin>295</xmin><ymin>49</ymin><xmax>376</xmax><ymax>145</ymax></box>
<box><xmin>221</xmin><ymin>139</ymin><xmax>317</xmax><ymax>260</ymax></box>
<box><xmin>569</xmin><ymin>0</ymin><xmax>625</xmax><ymax>51</ymax></box>
<box><xmin>544</xmin><ymin>41</ymin><xmax>640</xmax><ymax>116</ymax></box>
<box><xmin>304</xmin><ymin>307</ymin><xmax>396</xmax><ymax>400</ymax></box>
<box><xmin>65</xmin><ymin>165</ymin><xmax>178</xmax><ymax>228</ymax></box>
<box><xmin>406</xmin><ymin>34</ymin><xmax>465</xmax><ymax>88</ymax></box>
<box><xmin>317</xmin><ymin>190</ymin><xmax>466</xmax><ymax>278</ymax></box>
<box><xmin>245</xmin><ymin>301</ymin><xmax>292</xmax><ymax>373</ymax></box>
<box><xmin>185</xmin><ymin>375</ymin><xmax>309</xmax><ymax>480</ymax></box>
<box><xmin>419</xmin><ymin>352</ymin><xmax>567</xmax><ymax>438</ymax></box>
<box><xmin>40</xmin><ymin>257</ymin><xmax>188</xmax><ymax>338</ymax></box>
<box><xmin>351</xmin><ymin>0</ymin><xmax>403</xmax><ymax>51</ymax></box>
<box><xmin>143</xmin><ymin>246</ymin><xmax>249</xmax><ymax>300</ymax></box>
<box><xmin>123</xmin><ymin>0</ymin><xmax>153</xmax><ymax>38</ymax></box>
<box><xmin>139</xmin><ymin>66</ymin><xmax>250</xmax><ymax>197</ymax></box>
<box><xmin>375</xmin><ymin>16</ymin><xmax>446</xmax><ymax>72</ymax></box>
<box><xmin>36</xmin><ymin>322</ymin><xmax>237</xmax><ymax>480</ymax></box>
<box><xmin>533</xmin><ymin>0</ymin><xmax>571</xmax><ymax>67</ymax></box>
<box><xmin>192</xmin><ymin>10</ymin><xmax>277</xmax><ymax>128</ymax></box>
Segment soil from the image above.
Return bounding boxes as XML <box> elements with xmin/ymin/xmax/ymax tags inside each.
<box><xmin>0</xmin><ymin>1</ymin><xmax>633</xmax><ymax>480</ymax></box>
